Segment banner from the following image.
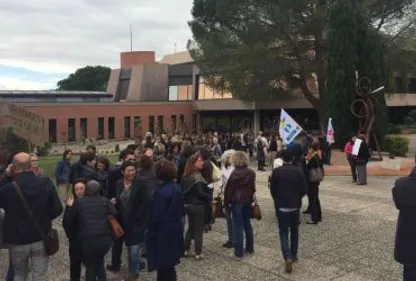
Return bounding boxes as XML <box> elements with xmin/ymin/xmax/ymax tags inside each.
<box><xmin>326</xmin><ymin>117</ymin><xmax>335</xmax><ymax>144</ymax></box>
<box><xmin>7</xmin><ymin>104</ymin><xmax>45</xmax><ymax>147</ymax></box>
<box><xmin>279</xmin><ymin>109</ymin><xmax>303</xmax><ymax>144</ymax></box>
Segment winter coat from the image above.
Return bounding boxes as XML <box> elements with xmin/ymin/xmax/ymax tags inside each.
<box><xmin>146</xmin><ymin>182</ymin><xmax>183</xmax><ymax>271</ymax></box>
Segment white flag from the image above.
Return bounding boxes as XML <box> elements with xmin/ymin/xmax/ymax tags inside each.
<box><xmin>326</xmin><ymin>118</ymin><xmax>335</xmax><ymax>144</ymax></box>
<box><xmin>279</xmin><ymin>109</ymin><xmax>303</xmax><ymax>144</ymax></box>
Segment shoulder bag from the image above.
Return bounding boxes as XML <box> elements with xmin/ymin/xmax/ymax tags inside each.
<box><xmin>13</xmin><ymin>181</ymin><xmax>59</xmax><ymax>256</ymax></box>
<box><xmin>102</xmin><ymin>198</ymin><xmax>124</xmax><ymax>239</ymax></box>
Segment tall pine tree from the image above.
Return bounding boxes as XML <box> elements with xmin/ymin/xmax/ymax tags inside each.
<box><xmin>325</xmin><ymin>0</ymin><xmax>358</xmax><ymax>147</ymax></box>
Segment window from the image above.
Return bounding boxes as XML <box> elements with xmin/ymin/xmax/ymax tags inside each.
<box><xmin>197</xmin><ymin>76</ymin><xmax>233</xmax><ymax>100</ymax></box>
<box><xmin>149</xmin><ymin>116</ymin><xmax>155</xmax><ymax>134</ymax></box>
<box><xmin>97</xmin><ymin>117</ymin><xmax>104</xmax><ymax>140</ymax></box>
<box><xmin>171</xmin><ymin>115</ymin><xmax>177</xmax><ymax>133</ymax></box>
<box><xmin>395</xmin><ymin>77</ymin><xmax>403</xmax><ymax>93</ymax></box>
<box><xmin>48</xmin><ymin>119</ymin><xmax>57</xmax><ymax>143</ymax></box>
<box><xmin>168</xmin><ymin>86</ymin><xmax>178</xmax><ymax>101</ymax></box>
<box><xmin>409</xmin><ymin>78</ymin><xmax>416</xmax><ymax>93</ymax></box>
<box><xmin>168</xmin><ymin>85</ymin><xmax>192</xmax><ymax>101</ymax></box>
<box><xmin>157</xmin><ymin>116</ymin><xmax>164</xmax><ymax>134</ymax></box>
<box><xmin>68</xmin><ymin>118</ymin><xmax>76</xmax><ymax>142</ymax></box>
<box><xmin>134</xmin><ymin>116</ymin><xmax>141</xmax><ymax>138</ymax></box>
<box><xmin>80</xmin><ymin>118</ymin><xmax>87</xmax><ymax>139</ymax></box>
<box><xmin>108</xmin><ymin>117</ymin><xmax>115</xmax><ymax>139</ymax></box>
<box><xmin>124</xmin><ymin>116</ymin><xmax>131</xmax><ymax>139</ymax></box>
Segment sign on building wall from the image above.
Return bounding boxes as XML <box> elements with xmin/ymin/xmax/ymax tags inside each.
<box><xmin>7</xmin><ymin>104</ymin><xmax>45</xmax><ymax>147</ymax></box>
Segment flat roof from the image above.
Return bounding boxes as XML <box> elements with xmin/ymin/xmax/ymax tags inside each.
<box><xmin>0</xmin><ymin>90</ymin><xmax>113</xmax><ymax>97</ymax></box>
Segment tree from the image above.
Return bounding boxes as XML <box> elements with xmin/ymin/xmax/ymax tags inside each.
<box><xmin>188</xmin><ymin>0</ymin><xmax>416</xmax><ymax>128</ymax></box>
<box><xmin>325</xmin><ymin>0</ymin><xmax>359</xmax><ymax>147</ymax></box>
<box><xmin>57</xmin><ymin>66</ymin><xmax>111</xmax><ymax>91</ymax></box>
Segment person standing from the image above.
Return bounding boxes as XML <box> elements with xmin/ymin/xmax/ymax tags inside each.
<box><xmin>181</xmin><ymin>153</ymin><xmax>211</xmax><ymax>260</ymax></box>
<box><xmin>344</xmin><ymin>137</ymin><xmax>357</xmax><ymax>183</ymax></box>
<box><xmin>224</xmin><ymin>151</ymin><xmax>256</xmax><ymax>260</ymax></box>
<box><xmin>63</xmin><ymin>180</ymin><xmax>86</xmax><ymax>281</ymax></box>
<box><xmin>147</xmin><ymin>159</ymin><xmax>183</xmax><ymax>281</ymax></box>
<box><xmin>270</xmin><ymin>150</ymin><xmax>308</xmax><ymax>273</ymax></box>
<box><xmin>268</xmin><ymin>135</ymin><xmax>278</xmax><ymax>169</ymax></box>
<box><xmin>0</xmin><ymin>153</ymin><xmax>63</xmax><ymax>281</ymax></box>
<box><xmin>305</xmin><ymin>143</ymin><xmax>324</xmax><ymax>224</ymax></box>
<box><xmin>356</xmin><ymin>134</ymin><xmax>370</xmax><ymax>185</ymax></box>
<box><xmin>220</xmin><ymin>150</ymin><xmax>236</xmax><ymax>248</ymax></box>
<box><xmin>55</xmin><ymin>149</ymin><xmax>73</xmax><ymax>200</ymax></box>
<box><xmin>66</xmin><ymin>180</ymin><xmax>116</xmax><ymax>281</ymax></box>
<box><xmin>393</xmin><ymin>160</ymin><xmax>416</xmax><ymax>281</ymax></box>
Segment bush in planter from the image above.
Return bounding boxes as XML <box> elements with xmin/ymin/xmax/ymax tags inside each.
<box><xmin>115</xmin><ymin>144</ymin><xmax>120</xmax><ymax>153</ymax></box>
<box><xmin>408</xmin><ymin>109</ymin><xmax>416</xmax><ymax>120</ymax></box>
<box><xmin>387</xmin><ymin>123</ymin><xmax>401</xmax><ymax>135</ymax></box>
<box><xmin>404</xmin><ymin>116</ymin><xmax>414</xmax><ymax>126</ymax></box>
<box><xmin>384</xmin><ymin>135</ymin><xmax>409</xmax><ymax>157</ymax></box>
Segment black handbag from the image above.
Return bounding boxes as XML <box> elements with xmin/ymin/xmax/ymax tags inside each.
<box><xmin>13</xmin><ymin>181</ymin><xmax>59</xmax><ymax>256</ymax></box>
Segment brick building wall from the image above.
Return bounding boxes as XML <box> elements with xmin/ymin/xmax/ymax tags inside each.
<box><xmin>0</xmin><ymin>102</ymin><xmax>194</xmax><ymax>144</ymax></box>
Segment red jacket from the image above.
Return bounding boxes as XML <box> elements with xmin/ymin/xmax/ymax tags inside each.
<box><xmin>344</xmin><ymin>141</ymin><xmax>354</xmax><ymax>157</ymax></box>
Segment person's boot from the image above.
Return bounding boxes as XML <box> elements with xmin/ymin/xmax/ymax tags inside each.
<box><xmin>285</xmin><ymin>259</ymin><xmax>293</xmax><ymax>273</ymax></box>
<box><xmin>222</xmin><ymin>241</ymin><xmax>234</xmax><ymax>248</ymax></box>
<box><xmin>106</xmin><ymin>264</ymin><xmax>120</xmax><ymax>272</ymax></box>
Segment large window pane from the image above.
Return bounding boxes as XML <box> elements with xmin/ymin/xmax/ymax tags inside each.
<box><xmin>169</xmin><ymin>86</ymin><xmax>178</xmax><ymax>101</ymax></box>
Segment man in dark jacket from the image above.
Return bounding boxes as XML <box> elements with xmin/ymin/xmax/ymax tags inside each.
<box><xmin>270</xmin><ymin>150</ymin><xmax>308</xmax><ymax>274</ymax></box>
<box><xmin>393</xmin><ymin>161</ymin><xmax>416</xmax><ymax>281</ymax></box>
<box><xmin>106</xmin><ymin>149</ymin><xmax>135</xmax><ymax>200</ymax></box>
<box><xmin>0</xmin><ymin>152</ymin><xmax>63</xmax><ymax>280</ymax></box>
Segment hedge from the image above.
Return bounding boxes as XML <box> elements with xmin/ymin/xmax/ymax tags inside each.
<box><xmin>384</xmin><ymin>135</ymin><xmax>410</xmax><ymax>157</ymax></box>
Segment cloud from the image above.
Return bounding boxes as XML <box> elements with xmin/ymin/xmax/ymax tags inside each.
<box><xmin>0</xmin><ymin>0</ymin><xmax>194</xmax><ymax>89</ymax></box>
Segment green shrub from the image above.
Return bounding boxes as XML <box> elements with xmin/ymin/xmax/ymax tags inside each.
<box><xmin>115</xmin><ymin>144</ymin><xmax>120</xmax><ymax>152</ymax></box>
<box><xmin>37</xmin><ymin>143</ymin><xmax>51</xmax><ymax>157</ymax></box>
<box><xmin>404</xmin><ymin>116</ymin><xmax>415</xmax><ymax>125</ymax></box>
<box><xmin>387</xmin><ymin>123</ymin><xmax>401</xmax><ymax>134</ymax></box>
<box><xmin>384</xmin><ymin>135</ymin><xmax>409</xmax><ymax>157</ymax></box>
<box><xmin>408</xmin><ymin>109</ymin><xmax>416</xmax><ymax>120</ymax></box>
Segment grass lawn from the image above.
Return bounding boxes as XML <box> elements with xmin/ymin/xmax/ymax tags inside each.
<box><xmin>39</xmin><ymin>154</ymin><xmax>119</xmax><ymax>181</ymax></box>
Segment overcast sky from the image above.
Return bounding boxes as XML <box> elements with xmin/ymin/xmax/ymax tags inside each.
<box><xmin>0</xmin><ymin>0</ymin><xmax>194</xmax><ymax>90</ymax></box>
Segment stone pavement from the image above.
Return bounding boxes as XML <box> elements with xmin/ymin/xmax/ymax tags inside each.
<box><xmin>0</xmin><ymin>171</ymin><xmax>403</xmax><ymax>281</ymax></box>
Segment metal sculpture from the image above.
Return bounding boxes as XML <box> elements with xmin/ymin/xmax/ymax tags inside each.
<box><xmin>350</xmin><ymin>77</ymin><xmax>384</xmax><ymax>160</ymax></box>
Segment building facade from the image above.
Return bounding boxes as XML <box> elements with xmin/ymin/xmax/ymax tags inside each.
<box><xmin>1</xmin><ymin>50</ymin><xmax>416</xmax><ymax>145</ymax></box>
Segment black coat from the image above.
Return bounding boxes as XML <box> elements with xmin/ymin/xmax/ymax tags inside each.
<box><xmin>107</xmin><ymin>164</ymin><xmax>122</xmax><ymax>199</ymax></box>
<box><xmin>116</xmin><ymin>168</ymin><xmax>157</xmax><ymax>246</ymax></box>
<box><xmin>66</xmin><ymin>195</ymin><xmax>117</xmax><ymax>241</ymax></box>
<box><xmin>0</xmin><ymin>171</ymin><xmax>63</xmax><ymax>245</ymax></box>
<box><xmin>393</xmin><ymin>168</ymin><xmax>416</xmax><ymax>266</ymax></box>
<box><xmin>270</xmin><ymin>163</ymin><xmax>308</xmax><ymax>210</ymax></box>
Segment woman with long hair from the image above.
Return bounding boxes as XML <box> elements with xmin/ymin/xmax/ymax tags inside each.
<box><xmin>305</xmin><ymin>143</ymin><xmax>324</xmax><ymax>224</ymax></box>
<box><xmin>181</xmin><ymin>153</ymin><xmax>211</xmax><ymax>260</ymax></box>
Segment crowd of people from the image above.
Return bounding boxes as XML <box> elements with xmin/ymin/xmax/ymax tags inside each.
<box><xmin>4</xmin><ymin>129</ymin><xmax>408</xmax><ymax>280</ymax></box>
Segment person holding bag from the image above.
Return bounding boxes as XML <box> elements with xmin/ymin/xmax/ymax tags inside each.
<box><xmin>305</xmin><ymin>143</ymin><xmax>324</xmax><ymax>224</ymax></box>
<box><xmin>0</xmin><ymin>152</ymin><xmax>63</xmax><ymax>281</ymax></box>
<box><xmin>65</xmin><ymin>180</ymin><xmax>116</xmax><ymax>281</ymax></box>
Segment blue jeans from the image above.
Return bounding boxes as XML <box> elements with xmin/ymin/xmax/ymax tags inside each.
<box><xmin>404</xmin><ymin>265</ymin><xmax>416</xmax><ymax>281</ymax></box>
<box><xmin>127</xmin><ymin>244</ymin><xmax>142</xmax><ymax>275</ymax></box>
<box><xmin>231</xmin><ymin>203</ymin><xmax>254</xmax><ymax>258</ymax></box>
<box><xmin>277</xmin><ymin>210</ymin><xmax>300</xmax><ymax>260</ymax></box>
<box><xmin>226</xmin><ymin>211</ymin><xmax>234</xmax><ymax>243</ymax></box>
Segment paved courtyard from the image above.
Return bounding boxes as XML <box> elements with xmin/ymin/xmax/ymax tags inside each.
<box><xmin>0</xmin><ymin>172</ymin><xmax>403</xmax><ymax>281</ymax></box>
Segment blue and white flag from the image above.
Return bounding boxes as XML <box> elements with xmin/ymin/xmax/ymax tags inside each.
<box><xmin>279</xmin><ymin>109</ymin><xmax>303</xmax><ymax>144</ymax></box>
